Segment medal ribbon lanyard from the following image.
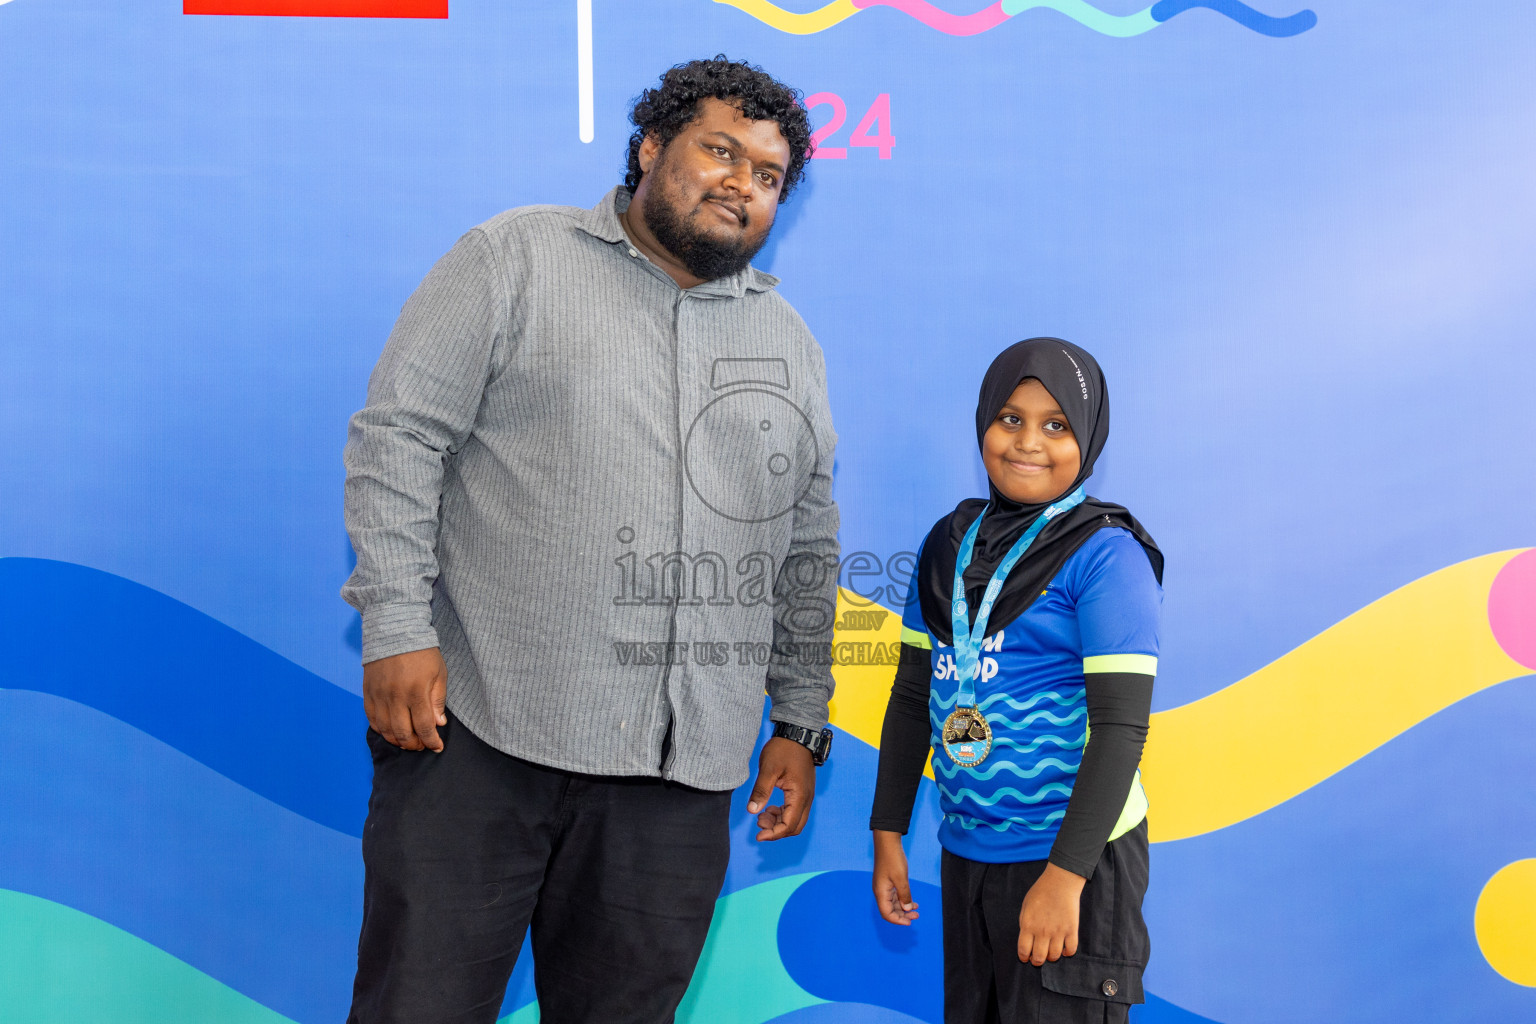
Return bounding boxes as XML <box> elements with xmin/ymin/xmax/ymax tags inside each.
<box><xmin>950</xmin><ymin>486</ymin><xmax>1086</xmax><ymax>707</ymax></box>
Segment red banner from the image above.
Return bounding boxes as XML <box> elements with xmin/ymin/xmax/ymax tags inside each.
<box><xmin>183</xmin><ymin>0</ymin><xmax>446</xmax><ymax>17</ymax></box>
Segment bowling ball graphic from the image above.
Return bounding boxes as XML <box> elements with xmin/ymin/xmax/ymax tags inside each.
<box><xmin>685</xmin><ymin>387</ymin><xmax>820</xmax><ymax>523</ymax></box>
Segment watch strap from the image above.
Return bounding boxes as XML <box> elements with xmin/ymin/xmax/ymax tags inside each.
<box><xmin>773</xmin><ymin>722</ymin><xmax>833</xmax><ymax>766</ymax></box>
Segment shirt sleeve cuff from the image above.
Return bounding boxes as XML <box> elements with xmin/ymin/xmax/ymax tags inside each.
<box><xmin>359</xmin><ymin>603</ymin><xmax>439</xmax><ymax>664</ymax></box>
<box><xmin>1047</xmin><ymin>848</ymin><xmax>1099</xmax><ymax>881</ymax></box>
<box><xmin>768</xmin><ymin>705</ymin><xmax>830</xmax><ymax>733</ymax></box>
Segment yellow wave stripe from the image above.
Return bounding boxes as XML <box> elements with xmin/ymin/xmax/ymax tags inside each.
<box><xmin>712</xmin><ymin>0</ymin><xmax>860</xmax><ymax>34</ymax></box>
<box><xmin>828</xmin><ymin>588</ymin><xmax>930</xmax><ymax>773</ymax></box>
<box><xmin>1143</xmin><ymin>550</ymin><xmax>1527</xmax><ymax>841</ymax></box>
<box><xmin>826</xmin><ymin>550</ymin><xmax>1531</xmax><ymax>837</ymax></box>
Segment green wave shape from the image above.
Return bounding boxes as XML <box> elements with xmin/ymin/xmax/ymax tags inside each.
<box><xmin>0</xmin><ymin>874</ymin><xmax>823</xmax><ymax>1024</ymax></box>
<box><xmin>502</xmin><ymin>873</ymin><xmax>825</xmax><ymax>1023</ymax></box>
<box><xmin>676</xmin><ymin>872</ymin><xmax>826</xmax><ymax>1022</ymax></box>
<box><xmin>0</xmin><ymin>888</ymin><xmax>297</xmax><ymax>1024</ymax></box>
<box><xmin>1000</xmin><ymin>0</ymin><xmax>1158</xmax><ymax>37</ymax></box>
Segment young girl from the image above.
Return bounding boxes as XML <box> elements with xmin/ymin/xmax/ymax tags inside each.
<box><xmin>871</xmin><ymin>338</ymin><xmax>1163</xmax><ymax>1024</ymax></box>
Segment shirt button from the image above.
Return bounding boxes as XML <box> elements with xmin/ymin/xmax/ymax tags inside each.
<box><xmin>628</xmin><ymin>248</ymin><xmax>638</xmax><ymax>257</ymax></box>
<box><xmin>1101</xmin><ymin>979</ymin><xmax>1119</xmax><ymax>998</ymax></box>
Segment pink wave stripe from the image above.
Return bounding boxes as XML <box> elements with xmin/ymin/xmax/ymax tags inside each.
<box><xmin>852</xmin><ymin>0</ymin><xmax>1011</xmax><ymax>36</ymax></box>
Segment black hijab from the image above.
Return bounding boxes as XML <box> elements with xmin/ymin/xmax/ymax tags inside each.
<box><xmin>915</xmin><ymin>338</ymin><xmax>1163</xmax><ymax>646</ymax></box>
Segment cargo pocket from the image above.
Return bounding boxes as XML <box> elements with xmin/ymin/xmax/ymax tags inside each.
<box><xmin>1039</xmin><ymin>953</ymin><xmax>1144</xmax><ymax>1004</ymax></box>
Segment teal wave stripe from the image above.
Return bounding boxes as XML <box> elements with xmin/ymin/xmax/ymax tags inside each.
<box><xmin>0</xmin><ymin>888</ymin><xmax>298</xmax><ymax>1024</ymax></box>
<box><xmin>931</xmin><ymin>705</ymin><xmax>1087</xmax><ymax>731</ymax></box>
<box><xmin>995</xmin><ymin>733</ymin><xmax>1086</xmax><ymax>753</ymax></box>
<box><xmin>980</xmin><ymin>688</ymin><xmax>1083</xmax><ymax>713</ymax></box>
<box><xmin>497</xmin><ymin>873</ymin><xmax>826</xmax><ymax>1024</ymax></box>
<box><xmin>1000</xmin><ymin>0</ymin><xmax>1158</xmax><ymax>37</ymax></box>
<box><xmin>499</xmin><ymin>1003</ymin><xmax>541</xmax><ymax>1024</ymax></box>
<box><xmin>0</xmin><ymin>876</ymin><xmax>828</xmax><ymax>1024</ymax></box>
<box><xmin>935</xmin><ymin>755</ymin><xmax>1079</xmax><ymax>780</ymax></box>
<box><xmin>948</xmin><ymin>809</ymin><xmax>1068</xmax><ymax>830</ymax></box>
<box><xmin>677</xmin><ymin>873</ymin><xmax>826</xmax><ymax>1023</ymax></box>
<box><xmin>933</xmin><ymin>687</ymin><xmax>1083</xmax><ymax>713</ymax></box>
<box><xmin>990</xmin><ymin>706</ymin><xmax>1087</xmax><ymax>730</ymax></box>
<box><xmin>938</xmin><ymin>781</ymin><xmax>1076</xmax><ymax>806</ymax></box>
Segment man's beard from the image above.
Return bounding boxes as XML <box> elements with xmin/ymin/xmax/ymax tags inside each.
<box><xmin>639</xmin><ymin>169</ymin><xmax>770</xmax><ymax>282</ymax></box>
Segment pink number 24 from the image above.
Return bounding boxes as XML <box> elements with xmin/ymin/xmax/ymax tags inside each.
<box><xmin>806</xmin><ymin>93</ymin><xmax>894</xmax><ymax>160</ymax></box>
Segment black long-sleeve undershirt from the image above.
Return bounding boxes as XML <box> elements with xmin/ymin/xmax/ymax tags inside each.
<box><xmin>869</xmin><ymin>641</ymin><xmax>1154</xmax><ymax>880</ymax></box>
<box><xmin>868</xmin><ymin>642</ymin><xmax>938</xmax><ymax>835</ymax></box>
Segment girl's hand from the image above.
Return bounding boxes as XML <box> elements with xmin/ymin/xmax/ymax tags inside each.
<box><xmin>1018</xmin><ymin>863</ymin><xmax>1086</xmax><ymax>965</ymax></box>
<box><xmin>872</xmin><ymin>830</ymin><xmax>920</xmax><ymax>925</ymax></box>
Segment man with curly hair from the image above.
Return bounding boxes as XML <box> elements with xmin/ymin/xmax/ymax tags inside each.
<box><xmin>341</xmin><ymin>57</ymin><xmax>838</xmax><ymax>1023</ymax></box>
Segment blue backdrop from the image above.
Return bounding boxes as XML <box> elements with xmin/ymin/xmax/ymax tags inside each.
<box><xmin>3</xmin><ymin>1</ymin><xmax>1535</xmax><ymax>1021</ymax></box>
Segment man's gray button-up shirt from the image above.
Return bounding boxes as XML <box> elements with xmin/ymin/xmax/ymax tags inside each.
<box><xmin>342</xmin><ymin>187</ymin><xmax>840</xmax><ymax>791</ymax></box>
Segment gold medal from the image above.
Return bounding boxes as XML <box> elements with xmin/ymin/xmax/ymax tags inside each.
<box><xmin>941</xmin><ymin>707</ymin><xmax>992</xmax><ymax>767</ymax></box>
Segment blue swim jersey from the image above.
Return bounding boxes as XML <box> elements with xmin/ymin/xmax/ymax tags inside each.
<box><xmin>901</xmin><ymin>527</ymin><xmax>1162</xmax><ymax>863</ymax></box>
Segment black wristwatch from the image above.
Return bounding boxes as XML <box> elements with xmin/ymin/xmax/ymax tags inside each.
<box><xmin>772</xmin><ymin>722</ymin><xmax>833</xmax><ymax>766</ymax></box>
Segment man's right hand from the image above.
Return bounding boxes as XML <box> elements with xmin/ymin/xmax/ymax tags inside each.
<box><xmin>363</xmin><ymin>648</ymin><xmax>448</xmax><ymax>752</ymax></box>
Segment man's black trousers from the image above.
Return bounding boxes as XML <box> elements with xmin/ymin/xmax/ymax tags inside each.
<box><xmin>347</xmin><ymin>711</ymin><xmax>732</xmax><ymax>1024</ymax></box>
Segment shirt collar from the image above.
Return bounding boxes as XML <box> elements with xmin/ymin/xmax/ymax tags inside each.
<box><xmin>577</xmin><ymin>186</ymin><xmax>782</xmax><ymax>299</ymax></box>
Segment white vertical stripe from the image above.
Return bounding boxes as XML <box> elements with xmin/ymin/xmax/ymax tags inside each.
<box><xmin>577</xmin><ymin>0</ymin><xmax>594</xmax><ymax>144</ymax></box>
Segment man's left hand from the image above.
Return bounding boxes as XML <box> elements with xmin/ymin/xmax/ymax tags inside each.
<box><xmin>746</xmin><ymin>736</ymin><xmax>816</xmax><ymax>841</ymax></box>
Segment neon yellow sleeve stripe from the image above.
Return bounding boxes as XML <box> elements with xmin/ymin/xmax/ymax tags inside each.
<box><xmin>1107</xmin><ymin>769</ymin><xmax>1149</xmax><ymax>841</ymax></box>
<box><xmin>1083</xmin><ymin>653</ymin><xmax>1158</xmax><ymax>676</ymax></box>
<box><xmin>900</xmin><ymin>626</ymin><xmax>933</xmax><ymax>650</ymax></box>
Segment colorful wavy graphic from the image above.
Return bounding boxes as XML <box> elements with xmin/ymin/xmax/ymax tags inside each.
<box><xmin>0</xmin><ymin>687</ymin><xmax>363</xmax><ymax>1021</ymax></box>
<box><xmin>1141</xmin><ymin>548</ymin><xmax>1535</xmax><ymax>841</ymax></box>
<box><xmin>829</xmin><ymin>548</ymin><xmax>1536</xmax><ymax>840</ymax></box>
<box><xmin>0</xmin><ymin>557</ymin><xmax>370</xmax><ymax>836</ymax></box>
<box><xmin>3</xmin><ymin>550</ymin><xmax>1534</xmax><ymax>1020</ymax></box>
<box><xmin>714</xmin><ymin>0</ymin><xmax>1317</xmax><ymax>38</ymax></box>
<box><xmin>0</xmin><ymin>866</ymin><xmax>821</xmax><ymax>1024</ymax></box>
